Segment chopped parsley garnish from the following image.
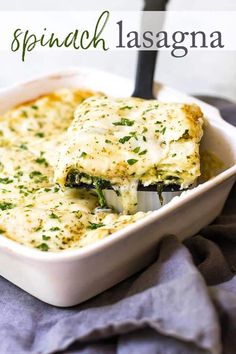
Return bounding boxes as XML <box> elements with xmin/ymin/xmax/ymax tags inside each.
<box><xmin>172</xmin><ymin>153</ymin><xmax>177</xmax><ymax>157</ymax></box>
<box><xmin>0</xmin><ymin>177</ymin><xmax>13</xmax><ymax>184</ymax></box>
<box><xmin>35</xmin><ymin>157</ymin><xmax>48</xmax><ymax>167</ymax></box>
<box><xmin>119</xmin><ymin>136</ymin><xmax>131</xmax><ymax>144</ymax></box>
<box><xmin>31</xmin><ymin>105</ymin><xmax>38</xmax><ymax>110</ymax></box>
<box><xmin>155</xmin><ymin>121</ymin><xmax>162</xmax><ymax>124</ymax></box>
<box><xmin>0</xmin><ymin>229</ymin><xmax>5</xmax><ymax>234</ymax></box>
<box><xmin>49</xmin><ymin>227</ymin><xmax>60</xmax><ymax>231</ymax></box>
<box><xmin>161</xmin><ymin>127</ymin><xmax>166</xmax><ymax>134</ymax></box>
<box><xmin>35</xmin><ymin>132</ymin><xmax>44</xmax><ymax>138</ymax></box>
<box><xmin>18</xmin><ymin>185</ymin><xmax>30</xmax><ymax>196</ymax></box>
<box><xmin>37</xmin><ymin>243</ymin><xmax>49</xmax><ymax>251</ymax></box>
<box><xmin>37</xmin><ymin>176</ymin><xmax>48</xmax><ymax>183</ymax></box>
<box><xmin>143</xmin><ymin>106</ymin><xmax>159</xmax><ymax>114</ymax></box>
<box><xmin>42</xmin><ymin>235</ymin><xmax>51</xmax><ymax>241</ymax></box>
<box><xmin>14</xmin><ymin>171</ymin><xmax>23</xmax><ymax>178</ymax></box>
<box><xmin>0</xmin><ymin>202</ymin><xmax>16</xmax><ymax>211</ymax></box>
<box><xmin>113</xmin><ymin>118</ymin><xmax>134</xmax><ymax>127</ymax></box>
<box><xmin>130</xmin><ymin>132</ymin><xmax>138</xmax><ymax>140</ymax></box>
<box><xmin>127</xmin><ymin>159</ymin><xmax>138</xmax><ymax>165</ymax></box>
<box><xmin>19</xmin><ymin>143</ymin><xmax>28</xmax><ymax>150</ymax></box>
<box><xmin>29</xmin><ymin>171</ymin><xmax>42</xmax><ymax>179</ymax></box>
<box><xmin>132</xmin><ymin>147</ymin><xmax>140</xmax><ymax>153</ymax></box>
<box><xmin>139</xmin><ymin>149</ymin><xmax>147</xmax><ymax>155</ymax></box>
<box><xmin>29</xmin><ymin>171</ymin><xmax>48</xmax><ymax>183</ymax></box>
<box><xmin>80</xmin><ymin>152</ymin><xmax>87</xmax><ymax>158</ymax></box>
<box><xmin>105</xmin><ymin>139</ymin><xmax>112</xmax><ymax>144</ymax></box>
<box><xmin>87</xmin><ymin>222</ymin><xmax>105</xmax><ymax>230</ymax></box>
<box><xmin>119</xmin><ymin>106</ymin><xmax>133</xmax><ymax>110</ymax></box>
<box><xmin>34</xmin><ymin>224</ymin><xmax>43</xmax><ymax>232</ymax></box>
<box><xmin>49</xmin><ymin>212</ymin><xmax>60</xmax><ymax>219</ymax></box>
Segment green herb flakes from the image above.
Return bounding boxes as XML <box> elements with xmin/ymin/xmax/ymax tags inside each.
<box><xmin>35</xmin><ymin>157</ymin><xmax>48</xmax><ymax>167</ymax></box>
<box><xmin>132</xmin><ymin>147</ymin><xmax>140</xmax><ymax>154</ymax></box>
<box><xmin>49</xmin><ymin>227</ymin><xmax>60</xmax><ymax>231</ymax></box>
<box><xmin>0</xmin><ymin>178</ymin><xmax>13</xmax><ymax>184</ymax></box>
<box><xmin>0</xmin><ymin>202</ymin><xmax>16</xmax><ymax>211</ymax></box>
<box><xmin>80</xmin><ymin>152</ymin><xmax>87</xmax><ymax>158</ymax></box>
<box><xmin>35</xmin><ymin>132</ymin><xmax>44</xmax><ymax>138</ymax></box>
<box><xmin>49</xmin><ymin>212</ymin><xmax>60</xmax><ymax>219</ymax></box>
<box><xmin>37</xmin><ymin>243</ymin><xmax>49</xmax><ymax>252</ymax></box>
<box><xmin>29</xmin><ymin>171</ymin><xmax>42</xmax><ymax>179</ymax></box>
<box><xmin>127</xmin><ymin>159</ymin><xmax>138</xmax><ymax>166</ymax></box>
<box><xmin>161</xmin><ymin>127</ymin><xmax>166</xmax><ymax>134</ymax></box>
<box><xmin>42</xmin><ymin>235</ymin><xmax>51</xmax><ymax>241</ymax></box>
<box><xmin>119</xmin><ymin>106</ymin><xmax>132</xmax><ymax>110</ymax></box>
<box><xmin>139</xmin><ymin>149</ymin><xmax>147</xmax><ymax>155</ymax></box>
<box><xmin>19</xmin><ymin>143</ymin><xmax>28</xmax><ymax>150</ymax></box>
<box><xmin>87</xmin><ymin>222</ymin><xmax>105</xmax><ymax>230</ymax></box>
<box><xmin>119</xmin><ymin>136</ymin><xmax>131</xmax><ymax>144</ymax></box>
<box><xmin>113</xmin><ymin>118</ymin><xmax>134</xmax><ymax>127</ymax></box>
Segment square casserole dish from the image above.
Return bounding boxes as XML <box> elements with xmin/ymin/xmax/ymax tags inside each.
<box><xmin>0</xmin><ymin>67</ymin><xmax>235</xmax><ymax>307</ymax></box>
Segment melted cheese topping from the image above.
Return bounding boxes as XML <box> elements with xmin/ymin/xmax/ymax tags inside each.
<box><xmin>0</xmin><ymin>89</ymin><xmax>146</xmax><ymax>252</ymax></box>
<box><xmin>56</xmin><ymin>96</ymin><xmax>204</xmax><ymax>213</ymax></box>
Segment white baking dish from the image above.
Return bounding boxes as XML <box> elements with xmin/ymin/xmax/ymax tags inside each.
<box><xmin>0</xmin><ymin>68</ymin><xmax>235</xmax><ymax>307</ymax></box>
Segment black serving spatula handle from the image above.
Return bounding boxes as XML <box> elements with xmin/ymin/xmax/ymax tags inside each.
<box><xmin>132</xmin><ymin>51</ymin><xmax>157</xmax><ymax>99</ymax></box>
<box><xmin>132</xmin><ymin>0</ymin><xmax>169</xmax><ymax>99</ymax></box>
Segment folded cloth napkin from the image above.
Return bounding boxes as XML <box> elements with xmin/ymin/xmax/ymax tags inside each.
<box><xmin>0</xmin><ymin>97</ymin><xmax>235</xmax><ymax>354</ymax></box>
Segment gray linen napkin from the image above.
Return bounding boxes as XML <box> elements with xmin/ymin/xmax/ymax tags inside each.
<box><xmin>0</xmin><ymin>97</ymin><xmax>235</xmax><ymax>354</ymax></box>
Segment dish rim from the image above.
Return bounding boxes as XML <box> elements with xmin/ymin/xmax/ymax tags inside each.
<box><xmin>0</xmin><ymin>67</ymin><xmax>235</xmax><ymax>262</ymax></box>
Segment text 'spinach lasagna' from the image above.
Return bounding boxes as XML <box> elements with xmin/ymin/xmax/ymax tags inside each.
<box><xmin>55</xmin><ymin>96</ymin><xmax>204</xmax><ymax>214</ymax></box>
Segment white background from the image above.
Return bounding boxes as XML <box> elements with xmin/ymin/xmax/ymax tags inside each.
<box><xmin>0</xmin><ymin>0</ymin><xmax>236</xmax><ymax>102</ymax></box>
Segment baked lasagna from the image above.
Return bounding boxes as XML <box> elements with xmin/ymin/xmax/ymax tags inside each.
<box><xmin>55</xmin><ymin>96</ymin><xmax>204</xmax><ymax>213</ymax></box>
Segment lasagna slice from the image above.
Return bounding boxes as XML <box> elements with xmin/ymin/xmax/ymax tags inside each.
<box><xmin>55</xmin><ymin>96</ymin><xmax>204</xmax><ymax>214</ymax></box>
